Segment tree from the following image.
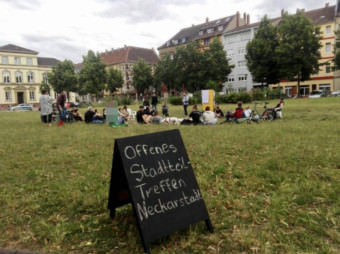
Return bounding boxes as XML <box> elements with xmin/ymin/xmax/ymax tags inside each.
<box><xmin>132</xmin><ymin>59</ymin><xmax>153</xmax><ymax>95</ymax></box>
<box><xmin>153</xmin><ymin>53</ymin><xmax>179</xmax><ymax>92</ymax></box>
<box><xmin>47</xmin><ymin>60</ymin><xmax>77</xmax><ymax>93</ymax></box>
<box><xmin>175</xmin><ymin>42</ymin><xmax>206</xmax><ymax>91</ymax></box>
<box><xmin>78</xmin><ymin>50</ymin><xmax>107</xmax><ymax>98</ymax></box>
<box><xmin>334</xmin><ymin>29</ymin><xmax>340</xmax><ymax>69</ymax></box>
<box><xmin>246</xmin><ymin>16</ymin><xmax>281</xmax><ymax>87</ymax></box>
<box><xmin>203</xmin><ymin>38</ymin><xmax>233</xmax><ymax>89</ymax></box>
<box><xmin>276</xmin><ymin>11</ymin><xmax>321</xmax><ymax>97</ymax></box>
<box><xmin>107</xmin><ymin>67</ymin><xmax>124</xmax><ymax>94</ymax></box>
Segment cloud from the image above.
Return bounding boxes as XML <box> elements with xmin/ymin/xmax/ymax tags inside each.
<box><xmin>21</xmin><ymin>34</ymin><xmax>86</xmax><ymax>63</ymax></box>
<box><xmin>2</xmin><ymin>0</ymin><xmax>41</xmax><ymax>10</ymax></box>
<box><xmin>97</xmin><ymin>0</ymin><xmax>205</xmax><ymax>22</ymax></box>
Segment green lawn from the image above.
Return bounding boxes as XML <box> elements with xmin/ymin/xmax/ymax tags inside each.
<box><xmin>1</xmin><ymin>98</ymin><xmax>340</xmax><ymax>254</ymax></box>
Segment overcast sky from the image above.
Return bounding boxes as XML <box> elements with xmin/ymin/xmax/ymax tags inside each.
<box><xmin>0</xmin><ymin>0</ymin><xmax>336</xmax><ymax>63</ymax></box>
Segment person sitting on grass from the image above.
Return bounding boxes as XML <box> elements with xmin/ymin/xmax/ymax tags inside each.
<box><xmin>118</xmin><ymin>107</ymin><xmax>129</xmax><ymax>124</ymax></box>
<box><xmin>136</xmin><ymin>106</ymin><xmax>152</xmax><ymax>124</ymax></box>
<box><xmin>151</xmin><ymin>111</ymin><xmax>162</xmax><ymax>124</ymax></box>
<box><xmin>162</xmin><ymin>101</ymin><xmax>169</xmax><ymax>117</ymax></box>
<box><xmin>189</xmin><ymin>104</ymin><xmax>202</xmax><ymax>125</ymax></box>
<box><xmin>203</xmin><ymin>106</ymin><xmax>217</xmax><ymax>125</ymax></box>
<box><xmin>85</xmin><ymin>107</ymin><xmax>104</xmax><ymax>123</ymax></box>
<box><xmin>214</xmin><ymin>105</ymin><xmax>224</xmax><ymax>118</ymax></box>
<box><xmin>225</xmin><ymin>101</ymin><xmax>244</xmax><ymax>122</ymax></box>
<box><xmin>71</xmin><ymin>108</ymin><xmax>83</xmax><ymax>121</ymax></box>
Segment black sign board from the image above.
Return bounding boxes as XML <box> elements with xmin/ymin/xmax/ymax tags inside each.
<box><xmin>108</xmin><ymin>129</ymin><xmax>213</xmax><ymax>253</ymax></box>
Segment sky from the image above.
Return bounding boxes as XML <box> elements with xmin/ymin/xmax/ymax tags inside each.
<box><xmin>0</xmin><ymin>0</ymin><xmax>336</xmax><ymax>63</ymax></box>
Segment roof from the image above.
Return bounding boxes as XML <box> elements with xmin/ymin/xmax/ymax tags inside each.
<box><xmin>100</xmin><ymin>46</ymin><xmax>158</xmax><ymax>65</ymax></box>
<box><xmin>158</xmin><ymin>15</ymin><xmax>235</xmax><ymax>50</ymax></box>
<box><xmin>304</xmin><ymin>4</ymin><xmax>335</xmax><ymax>25</ymax></box>
<box><xmin>224</xmin><ymin>4</ymin><xmax>335</xmax><ymax>36</ymax></box>
<box><xmin>38</xmin><ymin>57</ymin><xmax>60</xmax><ymax>67</ymax></box>
<box><xmin>0</xmin><ymin>44</ymin><xmax>38</xmax><ymax>55</ymax></box>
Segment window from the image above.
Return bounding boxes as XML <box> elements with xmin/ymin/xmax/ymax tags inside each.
<box><xmin>15</xmin><ymin>57</ymin><xmax>21</xmax><ymax>65</ymax></box>
<box><xmin>2</xmin><ymin>56</ymin><xmax>8</xmax><ymax>64</ymax></box>
<box><xmin>238</xmin><ymin>61</ymin><xmax>246</xmax><ymax>68</ymax></box>
<box><xmin>238</xmin><ymin>74</ymin><xmax>248</xmax><ymax>81</ymax></box>
<box><xmin>5</xmin><ymin>91</ymin><xmax>12</xmax><ymax>101</ymax></box>
<box><xmin>181</xmin><ymin>38</ymin><xmax>186</xmax><ymax>43</ymax></box>
<box><xmin>218</xmin><ymin>25</ymin><xmax>223</xmax><ymax>31</ymax></box>
<box><xmin>204</xmin><ymin>39</ymin><xmax>210</xmax><ymax>46</ymax></box>
<box><xmin>27</xmin><ymin>57</ymin><xmax>33</xmax><ymax>65</ymax></box>
<box><xmin>228</xmin><ymin>77</ymin><xmax>234</xmax><ymax>82</ymax></box>
<box><xmin>3</xmin><ymin>71</ymin><xmax>10</xmax><ymax>83</ymax></box>
<box><xmin>27</xmin><ymin>71</ymin><xmax>34</xmax><ymax>83</ymax></box>
<box><xmin>326</xmin><ymin>64</ymin><xmax>331</xmax><ymax>73</ymax></box>
<box><xmin>172</xmin><ymin>39</ymin><xmax>178</xmax><ymax>45</ymax></box>
<box><xmin>15</xmin><ymin>71</ymin><xmax>22</xmax><ymax>83</ymax></box>
<box><xmin>42</xmin><ymin>73</ymin><xmax>48</xmax><ymax>84</ymax></box>
<box><xmin>207</xmin><ymin>28</ymin><xmax>214</xmax><ymax>33</ymax></box>
<box><xmin>238</xmin><ymin>48</ymin><xmax>246</xmax><ymax>54</ymax></box>
<box><xmin>29</xmin><ymin>90</ymin><xmax>35</xmax><ymax>100</ymax></box>
<box><xmin>199</xmin><ymin>30</ymin><xmax>203</xmax><ymax>35</ymax></box>
<box><xmin>326</xmin><ymin>25</ymin><xmax>331</xmax><ymax>35</ymax></box>
<box><xmin>325</xmin><ymin>43</ymin><xmax>331</xmax><ymax>53</ymax></box>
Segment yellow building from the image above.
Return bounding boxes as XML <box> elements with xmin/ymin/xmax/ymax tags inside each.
<box><xmin>272</xmin><ymin>4</ymin><xmax>337</xmax><ymax>96</ymax></box>
<box><xmin>0</xmin><ymin>44</ymin><xmax>75</xmax><ymax>110</ymax></box>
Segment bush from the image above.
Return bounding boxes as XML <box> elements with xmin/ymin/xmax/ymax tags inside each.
<box><xmin>252</xmin><ymin>89</ymin><xmax>266</xmax><ymax>101</ymax></box>
<box><xmin>237</xmin><ymin>92</ymin><xmax>252</xmax><ymax>103</ymax></box>
<box><xmin>169</xmin><ymin>96</ymin><xmax>183</xmax><ymax>105</ymax></box>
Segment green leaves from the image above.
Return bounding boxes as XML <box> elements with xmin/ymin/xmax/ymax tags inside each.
<box><xmin>132</xmin><ymin>58</ymin><xmax>153</xmax><ymax>94</ymax></box>
<box><xmin>78</xmin><ymin>50</ymin><xmax>107</xmax><ymax>97</ymax></box>
<box><xmin>48</xmin><ymin>60</ymin><xmax>77</xmax><ymax>93</ymax></box>
<box><xmin>106</xmin><ymin>67</ymin><xmax>124</xmax><ymax>94</ymax></box>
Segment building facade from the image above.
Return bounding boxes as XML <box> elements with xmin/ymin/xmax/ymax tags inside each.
<box><xmin>272</xmin><ymin>3</ymin><xmax>338</xmax><ymax>96</ymax></box>
<box><xmin>0</xmin><ymin>44</ymin><xmax>62</xmax><ymax>110</ymax></box>
<box><xmin>100</xmin><ymin>46</ymin><xmax>158</xmax><ymax>94</ymax></box>
<box><xmin>158</xmin><ymin>12</ymin><xmax>249</xmax><ymax>59</ymax></box>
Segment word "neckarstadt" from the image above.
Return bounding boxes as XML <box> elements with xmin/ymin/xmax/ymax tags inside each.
<box><xmin>124</xmin><ymin>143</ymin><xmax>178</xmax><ymax>160</ymax></box>
<box><xmin>136</xmin><ymin>188</ymin><xmax>203</xmax><ymax>221</ymax></box>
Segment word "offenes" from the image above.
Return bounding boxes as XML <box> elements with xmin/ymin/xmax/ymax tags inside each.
<box><xmin>124</xmin><ymin>143</ymin><xmax>178</xmax><ymax>160</ymax></box>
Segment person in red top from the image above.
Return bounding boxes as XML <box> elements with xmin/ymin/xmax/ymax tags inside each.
<box><xmin>225</xmin><ymin>101</ymin><xmax>244</xmax><ymax>122</ymax></box>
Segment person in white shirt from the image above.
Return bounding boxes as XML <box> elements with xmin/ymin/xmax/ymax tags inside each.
<box><xmin>182</xmin><ymin>92</ymin><xmax>189</xmax><ymax>116</ymax></box>
<box><xmin>39</xmin><ymin>89</ymin><xmax>54</xmax><ymax>127</ymax></box>
<box><xmin>243</xmin><ymin>106</ymin><xmax>252</xmax><ymax>118</ymax></box>
<box><xmin>203</xmin><ymin>106</ymin><xmax>217</xmax><ymax>125</ymax></box>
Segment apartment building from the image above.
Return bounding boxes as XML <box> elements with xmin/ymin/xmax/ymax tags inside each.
<box><xmin>158</xmin><ymin>12</ymin><xmax>250</xmax><ymax>59</ymax></box>
<box><xmin>100</xmin><ymin>46</ymin><xmax>158</xmax><ymax>94</ymax></box>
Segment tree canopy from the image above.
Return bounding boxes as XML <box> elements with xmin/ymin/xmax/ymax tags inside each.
<box><xmin>276</xmin><ymin>11</ymin><xmax>321</xmax><ymax>96</ymax></box>
<box><xmin>132</xmin><ymin>59</ymin><xmax>153</xmax><ymax>94</ymax></box>
<box><xmin>246</xmin><ymin>16</ymin><xmax>281</xmax><ymax>86</ymax></box>
<box><xmin>106</xmin><ymin>67</ymin><xmax>124</xmax><ymax>94</ymax></box>
<box><xmin>78</xmin><ymin>50</ymin><xmax>107</xmax><ymax>97</ymax></box>
<box><xmin>155</xmin><ymin>39</ymin><xmax>233</xmax><ymax>92</ymax></box>
<box><xmin>47</xmin><ymin>60</ymin><xmax>77</xmax><ymax>93</ymax></box>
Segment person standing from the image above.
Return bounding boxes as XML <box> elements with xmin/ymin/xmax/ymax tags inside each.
<box><xmin>56</xmin><ymin>91</ymin><xmax>67</xmax><ymax>125</ymax></box>
<box><xmin>182</xmin><ymin>92</ymin><xmax>189</xmax><ymax>116</ymax></box>
<box><xmin>39</xmin><ymin>89</ymin><xmax>54</xmax><ymax>127</ymax></box>
<box><xmin>151</xmin><ymin>93</ymin><xmax>158</xmax><ymax>112</ymax></box>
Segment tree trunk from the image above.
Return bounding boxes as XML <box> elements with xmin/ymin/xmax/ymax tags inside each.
<box><xmin>297</xmin><ymin>72</ymin><xmax>301</xmax><ymax>98</ymax></box>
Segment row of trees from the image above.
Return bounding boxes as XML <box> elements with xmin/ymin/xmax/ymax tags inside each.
<box><xmin>154</xmin><ymin>38</ymin><xmax>232</xmax><ymax>92</ymax></box>
<box><xmin>45</xmin><ymin>51</ymin><xmax>124</xmax><ymax>99</ymax></box>
<box><xmin>45</xmin><ymin>39</ymin><xmax>233</xmax><ymax>99</ymax></box>
<box><xmin>246</xmin><ymin>11</ymin><xmax>322</xmax><ymax>96</ymax></box>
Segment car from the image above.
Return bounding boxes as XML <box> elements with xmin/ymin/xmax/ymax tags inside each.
<box><xmin>331</xmin><ymin>90</ymin><xmax>340</xmax><ymax>96</ymax></box>
<box><xmin>9</xmin><ymin>104</ymin><xmax>33</xmax><ymax>111</ymax></box>
<box><xmin>309</xmin><ymin>90</ymin><xmax>323</xmax><ymax>98</ymax></box>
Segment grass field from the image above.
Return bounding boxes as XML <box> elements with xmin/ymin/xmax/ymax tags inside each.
<box><xmin>1</xmin><ymin>98</ymin><xmax>340</xmax><ymax>254</ymax></box>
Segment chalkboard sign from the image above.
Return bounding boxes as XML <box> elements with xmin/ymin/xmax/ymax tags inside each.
<box><xmin>108</xmin><ymin>129</ymin><xmax>213</xmax><ymax>253</ymax></box>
